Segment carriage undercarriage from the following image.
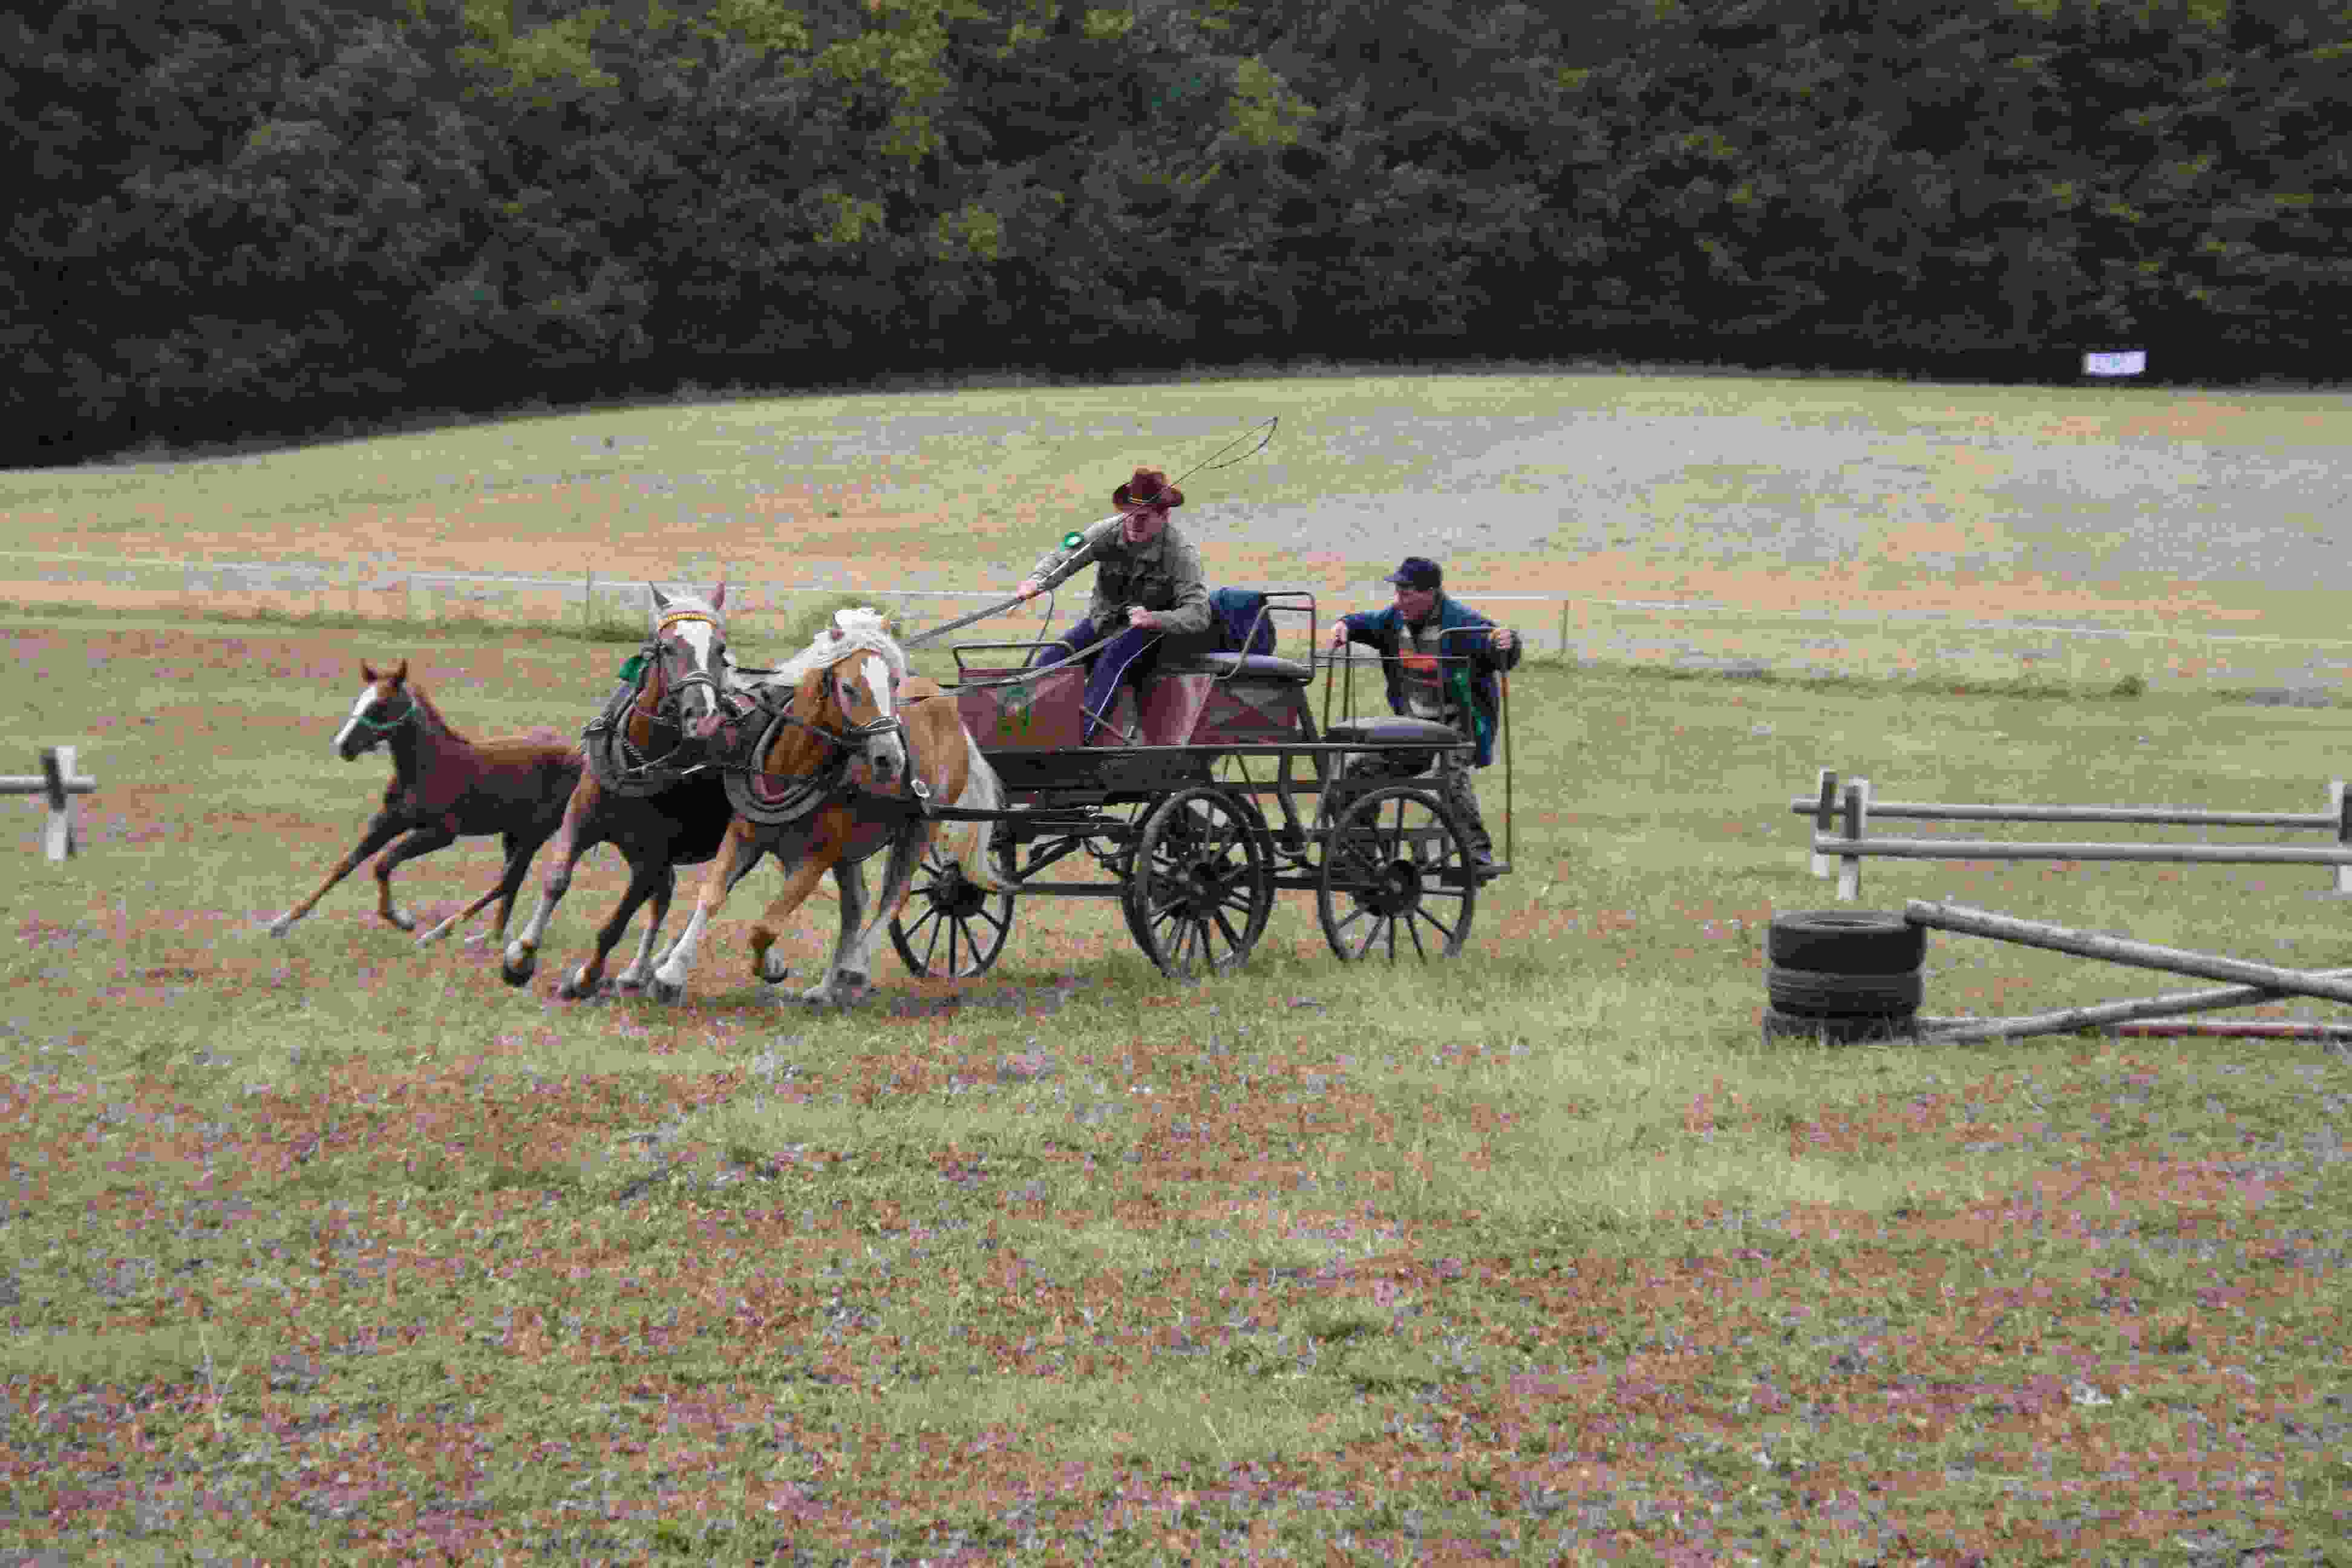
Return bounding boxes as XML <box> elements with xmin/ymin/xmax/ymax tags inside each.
<box><xmin>889</xmin><ymin>601</ymin><xmax>1512</xmax><ymax>981</ymax></box>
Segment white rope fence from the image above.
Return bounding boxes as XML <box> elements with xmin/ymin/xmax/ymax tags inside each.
<box><xmin>8</xmin><ymin>547</ymin><xmax>2352</xmax><ymax>684</ymax></box>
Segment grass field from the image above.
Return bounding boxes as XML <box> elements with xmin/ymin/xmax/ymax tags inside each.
<box><xmin>4</xmin><ymin>576</ymin><xmax>2350</xmax><ymax>1560</ymax></box>
<box><xmin>7</xmin><ymin>369</ymin><xmax>2352</xmax><ymax>690</ymax></box>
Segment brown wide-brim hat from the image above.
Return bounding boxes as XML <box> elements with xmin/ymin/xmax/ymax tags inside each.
<box><xmin>1112</xmin><ymin>467</ymin><xmax>1184</xmax><ymax>511</ymax></box>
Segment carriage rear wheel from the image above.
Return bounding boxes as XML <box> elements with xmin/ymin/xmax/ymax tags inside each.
<box><xmin>1122</xmin><ymin>786</ymin><xmax>1274</xmax><ymax>980</ymax></box>
<box><xmin>1316</xmin><ymin>784</ymin><xmax>1477</xmax><ymax>963</ymax></box>
<box><xmin>889</xmin><ymin>842</ymin><xmax>1016</xmax><ymax>978</ymax></box>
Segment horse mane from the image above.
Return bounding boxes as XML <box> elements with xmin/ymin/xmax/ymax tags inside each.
<box><xmin>764</xmin><ymin>607</ymin><xmax>908</xmax><ymax>691</ymax></box>
<box><xmin>399</xmin><ymin>676</ymin><xmax>470</xmax><ymax>746</ymax></box>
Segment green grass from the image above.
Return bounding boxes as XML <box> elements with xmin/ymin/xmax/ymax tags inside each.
<box><xmin>3</xmin><ymin>600</ymin><xmax>2348</xmax><ymax>1561</ymax></box>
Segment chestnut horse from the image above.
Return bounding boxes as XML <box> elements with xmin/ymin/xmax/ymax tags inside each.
<box><xmin>269</xmin><ymin>661</ymin><xmax>582</xmax><ymax>942</ymax></box>
<box><xmin>497</xmin><ymin>583</ymin><xmax>766</xmax><ymax>998</ymax></box>
<box><xmin>648</xmin><ymin>608</ymin><xmax>1013</xmax><ymax>1006</ymax></box>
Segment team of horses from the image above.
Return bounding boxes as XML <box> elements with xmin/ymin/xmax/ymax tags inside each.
<box><xmin>269</xmin><ymin>584</ymin><xmax>1014</xmax><ymax>1008</ymax></box>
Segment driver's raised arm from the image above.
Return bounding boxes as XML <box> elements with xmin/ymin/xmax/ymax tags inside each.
<box><xmin>1027</xmin><ymin>516</ymin><xmax>1119</xmax><ymax>595</ymax></box>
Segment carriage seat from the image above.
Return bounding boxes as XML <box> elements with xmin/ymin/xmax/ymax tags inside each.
<box><xmin>1323</xmin><ymin>716</ymin><xmax>1466</xmax><ymax>748</ymax></box>
<box><xmin>1157</xmin><ymin>651</ymin><xmax>1315</xmax><ymax>684</ymax></box>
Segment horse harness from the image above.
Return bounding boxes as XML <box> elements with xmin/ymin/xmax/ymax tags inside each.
<box><xmin>723</xmin><ymin>655</ymin><xmax>933</xmax><ymax>826</ymax></box>
<box><xmin>583</xmin><ymin>624</ymin><xmax>928</xmax><ymax>822</ymax></box>
<box><xmin>581</xmin><ymin>610</ymin><xmax>739</xmax><ymax>797</ymax></box>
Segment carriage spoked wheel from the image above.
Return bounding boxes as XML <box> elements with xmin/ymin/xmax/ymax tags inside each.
<box><xmin>889</xmin><ymin>841</ymin><xmax>1016</xmax><ymax>979</ymax></box>
<box><xmin>1316</xmin><ymin>783</ymin><xmax>1477</xmax><ymax>963</ymax></box>
<box><xmin>1121</xmin><ymin>786</ymin><xmax>1275</xmax><ymax>980</ymax></box>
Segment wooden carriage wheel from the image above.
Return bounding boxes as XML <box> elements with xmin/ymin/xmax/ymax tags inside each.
<box><xmin>889</xmin><ymin>841</ymin><xmax>1016</xmax><ymax>978</ymax></box>
<box><xmin>1121</xmin><ymin>786</ymin><xmax>1275</xmax><ymax>979</ymax></box>
<box><xmin>1316</xmin><ymin>784</ymin><xmax>1477</xmax><ymax>963</ymax></box>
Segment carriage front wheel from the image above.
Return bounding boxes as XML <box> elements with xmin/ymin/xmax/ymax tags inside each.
<box><xmin>1316</xmin><ymin>783</ymin><xmax>1477</xmax><ymax>963</ymax></box>
<box><xmin>889</xmin><ymin>842</ymin><xmax>1016</xmax><ymax>978</ymax></box>
<box><xmin>1122</xmin><ymin>786</ymin><xmax>1274</xmax><ymax>980</ymax></box>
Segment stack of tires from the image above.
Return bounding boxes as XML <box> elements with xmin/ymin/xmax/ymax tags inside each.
<box><xmin>1764</xmin><ymin>910</ymin><xmax>1926</xmax><ymax>1043</ymax></box>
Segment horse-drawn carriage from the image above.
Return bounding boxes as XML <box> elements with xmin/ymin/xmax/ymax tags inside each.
<box><xmin>358</xmin><ymin>582</ymin><xmax>1511</xmax><ymax>1005</ymax></box>
<box><xmin>887</xmin><ymin>590</ymin><xmax>1513</xmax><ymax>980</ymax></box>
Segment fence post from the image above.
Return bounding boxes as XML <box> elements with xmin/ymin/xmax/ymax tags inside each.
<box><xmin>2333</xmin><ymin>779</ymin><xmax>2351</xmax><ymax>895</ymax></box>
<box><xmin>1555</xmin><ymin>599</ymin><xmax>1569</xmax><ymax>664</ymax></box>
<box><xmin>1809</xmin><ymin>768</ymin><xmax>1838</xmax><ymax>878</ymax></box>
<box><xmin>1837</xmin><ymin>776</ymin><xmax>1870</xmax><ymax>903</ymax></box>
<box><xmin>584</xmin><ymin>569</ymin><xmax>595</xmax><ymax>632</ymax></box>
<box><xmin>40</xmin><ymin>746</ymin><xmax>76</xmax><ymax>861</ymax></box>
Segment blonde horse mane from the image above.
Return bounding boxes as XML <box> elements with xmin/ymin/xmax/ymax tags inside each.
<box><xmin>765</xmin><ymin>607</ymin><xmax>909</xmax><ymax>691</ymax></box>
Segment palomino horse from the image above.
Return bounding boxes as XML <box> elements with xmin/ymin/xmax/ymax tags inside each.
<box><xmin>269</xmin><ymin>660</ymin><xmax>582</xmax><ymax>941</ymax></box>
<box><xmin>498</xmin><ymin>583</ymin><xmax>765</xmax><ymax>998</ymax></box>
<box><xmin>648</xmin><ymin>607</ymin><xmax>1013</xmax><ymax>1006</ymax></box>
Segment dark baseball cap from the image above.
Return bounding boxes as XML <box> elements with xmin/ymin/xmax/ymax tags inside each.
<box><xmin>1384</xmin><ymin>556</ymin><xmax>1442</xmax><ymax>590</ymax></box>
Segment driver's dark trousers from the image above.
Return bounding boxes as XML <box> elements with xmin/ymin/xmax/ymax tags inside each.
<box><xmin>1037</xmin><ymin>617</ymin><xmax>1163</xmax><ymax>745</ymax></box>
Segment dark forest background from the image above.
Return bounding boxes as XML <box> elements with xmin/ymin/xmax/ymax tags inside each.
<box><xmin>5</xmin><ymin>0</ymin><xmax>2345</xmax><ymax>466</ymax></box>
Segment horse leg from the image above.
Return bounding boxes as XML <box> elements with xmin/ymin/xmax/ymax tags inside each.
<box><xmin>558</xmin><ymin>853</ymin><xmax>661</xmax><ymax>1000</ymax></box>
<box><xmin>417</xmin><ymin>873</ymin><xmax>511</xmax><ymax>947</ymax></box>
<box><xmin>822</xmin><ymin>826</ymin><xmax>929</xmax><ymax>1007</ymax></box>
<box><xmin>610</xmin><ymin>864</ymin><xmax>676</xmax><ymax>991</ymax></box>
<box><xmin>468</xmin><ymin>830</ymin><xmax>532</xmax><ymax>949</ymax></box>
<box><xmin>648</xmin><ymin>820</ymin><xmax>773</xmax><ymax>1005</ymax></box>
<box><xmin>269</xmin><ymin>811</ymin><xmax>410</xmax><ymax>936</ymax></box>
<box><xmin>722</xmin><ymin>846</ymin><xmax>835</xmax><ymax>1003</ymax></box>
<box><xmin>369</xmin><ymin>824</ymin><xmax>454</xmax><ymax>933</ymax></box>
<box><xmin>803</xmin><ymin>855</ymin><xmax>879</xmax><ymax>1007</ymax></box>
<box><xmin>503</xmin><ymin>786</ymin><xmax>598</xmax><ymax>985</ymax></box>
<box><xmin>416</xmin><ymin>830</ymin><xmax>528</xmax><ymax>948</ymax></box>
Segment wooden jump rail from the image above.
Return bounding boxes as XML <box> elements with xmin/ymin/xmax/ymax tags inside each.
<box><xmin>1906</xmin><ymin>899</ymin><xmax>2352</xmax><ymax>1044</ymax></box>
<box><xmin>4</xmin><ymin>746</ymin><xmax>93</xmax><ymax>861</ymax></box>
<box><xmin>1789</xmin><ymin>768</ymin><xmax>2352</xmax><ymax>901</ymax></box>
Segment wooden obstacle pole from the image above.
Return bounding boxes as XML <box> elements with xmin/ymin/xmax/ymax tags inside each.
<box><xmin>1824</xmin><ymin>837</ymin><xmax>2352</xmax><ymax>868</ymax></box>
<box><xmin>1914</xmin><ymin>961</ymin><xmax>2352</xmax><ymax>1044</ymax></box>
<box><xmin>2105</xmin><ymin>1021</ymin><xmax>2352</xmax><ymax>1041</ymax></box>
<box><xmin>3</xmin><ymin>746</ymin><xmax>94</xmax><ymax>861</ymax></box>
<box><xmin>1789</xmin><ymin>777</ymin><xmax>2352</xmax><ymax>901</ymax></box>
<box><xmin>1905</xmin><ymin>899</ymin><xmax>2352</xmax><ymax>1007</ymax></box>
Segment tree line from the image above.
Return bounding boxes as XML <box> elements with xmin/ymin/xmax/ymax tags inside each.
<box><xmin>4</xmin><ymin>0</ymin><xmax>2344</xmax><ymax>465</ymax></box>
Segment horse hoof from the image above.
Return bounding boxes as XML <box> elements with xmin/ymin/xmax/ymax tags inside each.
<box><xmin>500</xmin><ymin>957</ymin><xmax>535</xmax><ymax>988</ymax></box>
<box><xmin>385</xmin><ymin>910</ymin><xmax>417</xmax><ymax>933</ymax></box>
<box><xmin>267</xmin><ymin>915</ymin><xmax>294</xmax><ymax>938</ymax></box>
<box><xmin>556</xmin><ymin>976</ymin><xmax>590</xmax><ymax>1001</ymax></box>
<box><xmin>461</xmin><ymin>932</ymin><xmax>491</xmax><ymax>951</ymax></box>
<box><xmin>648</xmin><ymin>979</ymin><xmax>685</xmax><ymax>1005</ymax></box>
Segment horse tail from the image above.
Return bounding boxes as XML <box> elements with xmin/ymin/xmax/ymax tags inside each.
<box><xmin>956</xmin><ymin>727</ymin><xmax>1016</xmax><ymax>893</ymax></box>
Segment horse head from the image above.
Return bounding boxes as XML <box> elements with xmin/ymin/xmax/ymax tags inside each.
<box><xmin>644</xmin><ymin>582</ymin><xmax>733</xmax><ymax>748</ymax></box>
<box><xmin>822</xmin><ymin>634</ymin><xmax>910</xmax><ymax>791</ymax></box>
<box><xmin>335</xmin><ymin>659</ymin><xmax>414</xmax><ymax>760</ymax></box>
<box><xmin>771</xmin><ymin>608</ymin><xmax>911</xmax><ymax>792</ymax></box>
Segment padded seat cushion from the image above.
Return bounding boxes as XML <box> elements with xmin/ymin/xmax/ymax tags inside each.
<box><xmin>1158</xmin><ymin>652</ymin><xmax>1315</xmax><ymax>684</ymax></box>
<box><xmin>1323</xmin><ymin>717</ymin><xmax>1464</xmax><ymax>747</ymax></box>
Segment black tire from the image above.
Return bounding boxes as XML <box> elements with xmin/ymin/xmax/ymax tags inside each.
<box><xmin>1765</xmin><ymin>964</ymin><xmax>1925</xmax><ymax>1015</ymax></box>
<box><xmin>1761</xmin><ymin>1007</ymin><xmax>1918</xmax><ymax>1045</ymax></box>
<box><xmin>1766</xmin><ymin>910</ymin><xmax>1925</xmax><ymax>975</ymax></box>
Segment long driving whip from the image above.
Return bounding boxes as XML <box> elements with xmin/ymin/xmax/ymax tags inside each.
<box><xmin>901</xmin><ymin>416</ymin><xmax>1281</xmax><ymax>650</ymax></box>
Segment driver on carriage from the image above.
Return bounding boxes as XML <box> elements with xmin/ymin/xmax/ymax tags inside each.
<box><xmin>1326</xmin><ymin>555</ymin><xmax>1520</xmax><ymax>867</ymax></box>
<box><xmin>1014</xmin><ymin>466</ymin><xmax>1215</xmax><ymax>745</ymax></box>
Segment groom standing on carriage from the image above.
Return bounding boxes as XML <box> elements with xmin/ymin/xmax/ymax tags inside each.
<box><xmin>1014</xmin><ymin>466</ymin><xmax>1215</xmax><ymax>744</ymax></box>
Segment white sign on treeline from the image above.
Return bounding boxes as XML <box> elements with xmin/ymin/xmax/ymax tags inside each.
<box><xmin>2083</xmin><ymin>350</ymin><xmax>2148</xmax><ymax>376</ymax></box>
